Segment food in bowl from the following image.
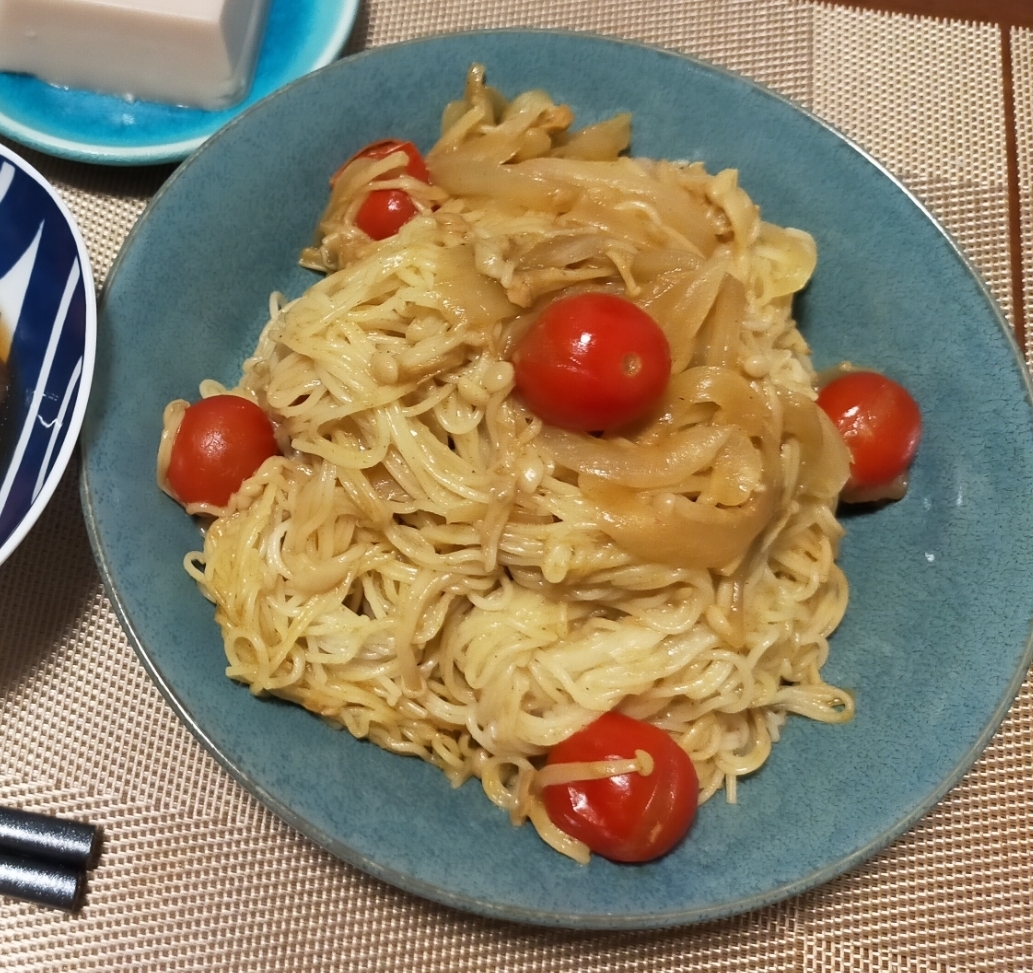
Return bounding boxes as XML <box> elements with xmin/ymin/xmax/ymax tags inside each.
<box><xmin>157</xmin><ymin>66</ymin><xmax>920</xmax><ymax>863</ymax></box>
<box><xmin>0</xmin><ymin>144</ymin><xmax>95</xmax><ymax>565</ymax></box>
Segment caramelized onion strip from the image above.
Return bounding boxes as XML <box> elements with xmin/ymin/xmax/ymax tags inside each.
<box><xmin>641</xmin><ymin>365</ymin><xmax>769</xmax><ymax>441</ymax></box>
<box><xmin>637</xmin><ymin>258</ymin><xmax>728</xmax><ymax>372</ymax></box>
<box><xmin>538</xmin><ymin>425</ymin><xmax>731</xmax><ymax>490</ymax></box>
<box><xmin>695</xmin><ymin>274</ymin><xmax>745</xmax><ymax>369</ymax></box>
<box><xmin>778</xmin><ymin>388</ymin><xmax>851</xmax><ymax>499</ymax></box>
<box><xmin>581</xmin><ymin>473</ymin><xmax>777</xmax><ymax>571</ymax></box>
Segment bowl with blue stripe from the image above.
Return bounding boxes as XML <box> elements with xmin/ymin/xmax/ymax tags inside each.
<box><xmin>0</xmin><ymin>142</ymin><xmax>95</xmax><ymax>566</ymax></box>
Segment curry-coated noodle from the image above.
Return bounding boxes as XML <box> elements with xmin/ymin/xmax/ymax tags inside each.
<box><xmin>158</xmin><ymin>64</ymin><xmax>854</xmax><ymax>863</ymax></box>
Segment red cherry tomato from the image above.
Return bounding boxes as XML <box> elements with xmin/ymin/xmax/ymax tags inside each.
<box><xmin>817</xmin><ymin>370</ymin><xmax>921</xmax><ymax>490</ymax></box>
<box><xmin>332</xmin><ymin>139</ymin><xmax>431</xmax><ymax>186</ymax></box>
<box><xmin>541</xmin><ymin>711</ymin><xmax>698</xmax><ymax>863</ymax></box>
<box><xmin>356</xmin><ymin>189</ymin><xmax>420</xmax><ymax>241</ymax></box>
<box><xmin>512</xmin><ymin>293</ymin><xmax>672</xmax><ymax>431</ymax></box>
<box><xmin>167</xmin><ymin>395</ymin><xmax>279</xmax><ymax>507</ymax></box>
<box><xmin>333</xmin><ymin>139</ymin><xmax>432</xmax><ymax>241</ymax></box>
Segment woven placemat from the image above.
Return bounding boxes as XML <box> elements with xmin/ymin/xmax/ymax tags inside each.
<box><xmin>1014</xmin><ymin>27</ymin><xmax>1033</xmax><ymax>370</ymax></box>
<box><xmin>2</xmin><ymin>2</ymin><xmax>1031</xmax><ymax>970</ymax></box>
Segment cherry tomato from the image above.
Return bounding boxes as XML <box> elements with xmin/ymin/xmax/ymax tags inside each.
<box><xmin>512</xmin><ymin>293</ymin><xmax>672</xmax><ymax>432</ymax></box>
<box><xmin>333</xmin><ymin>139</ymin><xmax>432</xmax><ymax>241</ymax></box>
<box><xmin>817</xmin><ymin>370</ymin><xmax>921</xmax><ymax>491</ymax></box>
<box><xmin>356</xmin><ymin>189</ymin><xmax>420</xmax><ymax>241</ymax></box>
<box><xmin>332</xmin><ymin>139</ymin><xmax>431</xmax><ymax>186</ymax></box>
<box><xmin>167</xmin><ymin>395</ymin><xmax>279</xmax><ymax>507</ymax></box>
<box><xmin>541</xmin><ymin>711</ymin><xmax>698</xmax><ymax>863</ymax></box>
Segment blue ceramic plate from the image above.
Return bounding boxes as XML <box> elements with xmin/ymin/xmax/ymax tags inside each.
<box><xmin>0</xmin><ymin>142</ymin><xmax>95</xmax><ymax>566</ymax></box>
<box><xmin>0</xmin><ymin>0</ymin><xmax>359</xmax><ymax>165</ymax></box>
<box><xmin>80</xmin><ymin>30</ymin><xmax>1033</xmax><ymax>928</ymax></box>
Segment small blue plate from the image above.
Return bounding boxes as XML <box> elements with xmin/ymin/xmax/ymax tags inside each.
<box><xmin>81</xmin><ymin>30</ymin><xmax>1033</xmax><ymax>928</ymax></box>
<box><xmin>0</xmin><ymin>141</ymin><xmax>95</xmax><ymax>565</ymax></box>
<box><xmin>0</xmin><ymin>0</ymin><xmax>359</xmax><ymax>165</ymax></box>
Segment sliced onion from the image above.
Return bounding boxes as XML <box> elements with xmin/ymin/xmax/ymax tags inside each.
<box><xmin>636</xmin><ymin>258</ymin><xmax>727</xmax><ymax>372</ymax></box>
<box><xmin>538</xmin><ymin>425</ymin><xmax>731</xmax><ymax>490</ymax></box>
<box><xmin>551</xmin><ymin>113</ymin><xmax>632</xmax><ymax>161</ymax></box>
<box><xmin>642</xmin><ymin>366</ymin><xmax>769</xmax><ymax>441</ymax></box>
<box><xmin>427</xmin><ymin>155</ymin><xmax>575</xmax><ymax>212</ymax></box>
<box><xmin>694</xmin><ymin>273</ymin><xmax>745</xmax><ymax>369</ymax></box>
<box><xmin>777</xmin><ymin>388</ymin><xmax>850</xmax><ymax>499</ymax></box>
<box><xmin>581</xmin><ymin>472</ymin><xmax>778</xmax><ymax>571</ymax></box>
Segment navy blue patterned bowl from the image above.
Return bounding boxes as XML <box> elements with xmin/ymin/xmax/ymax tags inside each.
<box><xmin>0</xmin><ymin>142</ymin><xmax>95</xmax><ymax>566</ymax></box>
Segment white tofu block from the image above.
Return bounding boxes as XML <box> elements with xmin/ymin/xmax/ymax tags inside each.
<box><xmin>0</xmin><ymin>0</ymin><xmax>271</xmax><ymax>109</ymax></box>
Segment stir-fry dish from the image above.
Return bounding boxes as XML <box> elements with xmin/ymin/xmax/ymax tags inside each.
<box><xmin>158</xmin><ymin>66</ymin><xmax>920</xmax><ymax>863</ymax></box>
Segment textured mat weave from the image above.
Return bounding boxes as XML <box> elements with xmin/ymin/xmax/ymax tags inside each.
<box><xmin>1</xmin><ymin>1</ymin><xmax>1031</xmax><ymax>970</ymax></box>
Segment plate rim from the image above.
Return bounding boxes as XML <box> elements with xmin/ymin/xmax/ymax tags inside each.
<box><xmin>81</xmin><ymin>27</ymin><xmax>1033</xmax><ymax>929</ymax></box>
<box><xmin>0</xmin><ymin>0</ymin><xmax>360</xmax><ymax>165</ymax></box>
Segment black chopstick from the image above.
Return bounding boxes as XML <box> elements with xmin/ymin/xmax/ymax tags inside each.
<box><xmin>0</xmin><ymin>851</ymin><xmax>87</xmax><ymax>912</ymax></box>
<box><xmin>0</xmin><ymin>805</ymin><xmax>101</xmax><ymax>911</ymax></box>
<box><xmin>0</xmin><ymin>805</ymin><xmax>100</xmax><ymax>868</ymax></box>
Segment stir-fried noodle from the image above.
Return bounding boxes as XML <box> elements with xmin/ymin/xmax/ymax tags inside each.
<box><xmin>158</xmin><ymin>65</ymin><xmax>854</xmax><ymax>862</ymax></box>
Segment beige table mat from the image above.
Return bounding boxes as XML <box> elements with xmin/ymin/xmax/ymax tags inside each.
<box><xmin>2</xmin><ymin>1</ymin><xmax>1032</xmax><ymax>970</ymax></box>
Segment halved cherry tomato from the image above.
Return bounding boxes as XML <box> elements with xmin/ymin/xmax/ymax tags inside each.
<box><xmin>333</xmin><ymin>139</ymin><xmax>432</xmax><ymax>241</ymax></box>
<box><xmin>167</xmin><ymin>395</ymin><xmax>279</xmax><ymax>507</ymax></box>
<box><xmin>541</xmin><ymin>711</ymin><xmax>698</xmax><ymax>863</ymax></box>
<box><xmin>512</xmin><ymin>293</ymin><xmax>672</xmax><ymax>432</ymax></box>
<box><xmin>816</xmin><ymin>370</ymin><xmax>921</xmax><ymax>491</ymax></box>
